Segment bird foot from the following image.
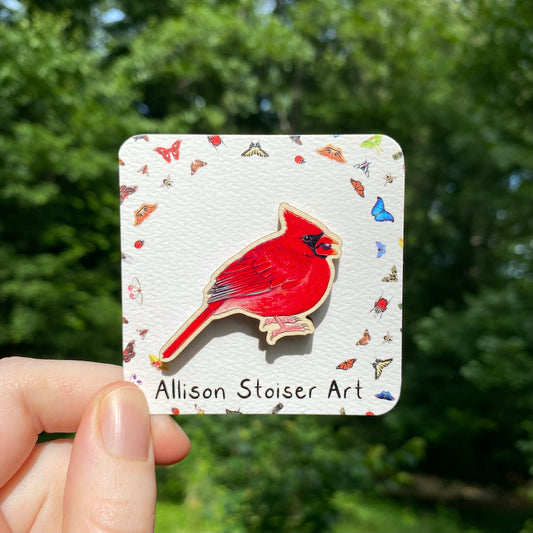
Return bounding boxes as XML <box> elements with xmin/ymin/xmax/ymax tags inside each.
<box><xmin>260</xmin><ymin>315</ymin><xmax>314</xmax><ymax>345</ymax></box>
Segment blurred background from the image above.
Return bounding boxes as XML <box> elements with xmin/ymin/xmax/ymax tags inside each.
<box><xmin>1</xmin><ymin>0</ymin><xmax>532</xmax><ymax>531</ymax></box>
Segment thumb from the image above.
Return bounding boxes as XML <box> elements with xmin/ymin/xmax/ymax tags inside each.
<box><xmin>63</xmin><ymin>383</ymin><xmax>156</xmax><ymax>533</ymax></box>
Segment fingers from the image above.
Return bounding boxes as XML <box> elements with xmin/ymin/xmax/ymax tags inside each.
<box><xmin>63</xmin><ymin>383</ymin><xmax>157</xmax><ymax>533</ymax></box>
<box><xmin>151</xmin><ymin>415</ymin><xmax>191</xmax><ymax>465</ymax></box>
<box><xmin>0</xmin><ymin>357</ymin><xmax>122</xmax><ymax>487</ymax></box>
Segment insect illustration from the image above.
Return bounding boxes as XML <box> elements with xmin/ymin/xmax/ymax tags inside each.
<box><xmin>161</xmin><ymin>176</ymin><xmax>173</xmax><ymax>188</ymax></box>
<box><xmin>375</xmin><ymin>391</ymin><xmax>394</xmax><ymax>401</ymax></box>
<box><xmin>382</xmin><ymin>265</ymin><xmax>398</xmax><ymax>282</ymax></box>
<box><xmin>130</xmin><ymin>373</ymin><xmax>142</xmax><ymax>385</ymax></box>
<box><xmin>133</xmin><ymin>134</ymin><xmax>149</xmax><ymax>142</ymax></box>
<box><xmin>382</xmin><ymin>332</ymin><xmax>393</xmax><ymax>344</ymax></box>
<box><xmin>133</xmin><ymin>202</ymin><xmax>158</xmax><ymax>226</ymax></box>
<box><xmin>270</xmin><ymin>403</ymin><xmax>284</xmax><ymax>414</ymax></box>
<box><xmin>241</xmin><ymin>141</ymin><xmax>269</xmax><ymax>157</ymax></box>
<box><xmin>336</xmin><ymin>358</ymin><xmax>357</xmax><ymax>370</ymax></box>
<box><xmin>119</xmin><ymin>158</ymin><xmax>125</xmax><ymax>166</ymax></box>
<box><xmin>376</xmin><ymin>241</ymin><xmax>386</xmax><ymax>258</ymax></box>
<box><xmin>120</xmin><ymin>185</ymin><xmax>138</xmax><ymax>204</ymax></box>
<box><xmin>122</xmin><ymin>316</ymin><xmax>129</xmax><ymax>324</ymax></box>
<box><xmin>208</xmin><ymin>135</ymin><xmax>224</xmax><ymax>149</ymax></box>
<box><xmin>191</xmin><ymin>159</ymin><xmax>207</xmax><ymax>175</ymax></box>
<box><xmin>350</xmin><ymin>179</ymin><xmax>365</xmax><ymax>198</ymax></box>
<box><xmin>137</xmin><ymin>164</ymin><xmax>149</xmax><ymax>176</ymax></box>
<box><xmin>356</xmin><ymin>329</ymin><xmax>371</xmax><ymax>345</ymax></box>
<box><xmin>134</xmin><ymin>240</ymin><xmax>144</xmax><ymax>249</ymax></box>
<box><xmin>372</xmin><ymin>358</ymin><xmax>393</xmax><ymax>379</ymax></box>
<box><xmin>171</xmin><ymin>407</ymin><xmax>180</xmax><ymax>415</ymax></box>
<box><xmin>295</xmin><ymin>155</ymin><xmax>305</xmax><ymax>164</ymax></box>
<box><xmin>137</xmin><ymin>328</ymin><xmax>149</xmax><ymax>339</ymax></box>
<box><xmin>340</xmin><ymin>407</ymin><xmax>346</xmax><ymax>415</ymax></box>
<box><xmin>155</xmin><ymin>140</ymin><xmax>181</xmax><ymax>162</ymax></box>
<box><xmin>384</xmin><ymin>173</ymin><xmax>397</xmax><ymax>185</ymax></box>
<box><xmin>195</xmin><ymin>404</ymin><xmax>205</xmax><ymax>415</ymax></box>
<box><xmin>123</xmin><ymin>340</ymin><xmax>135</xmax><ymax>362</ymax></box>
<box><xmin>316</xmin><ymin>144</ymin><xmax>347</xmax><ymax>163</ymax></box>
<box><xmin>371</xmin><ymin>197</ymin><xmax>394</xmax><ymax>222</ymax></box>
<box><xmin>355</xmin><ymin>159</ymin><xmax>371</xmax><ymax>177</ymax></box>
<box><xmin>392</xmin><ymin>151</ymin><xmax>403</xmax><ymax>160</ymax></box>
<box><xmin>371</xmin><ymin>295</ymin><xmax>390</xmax><ymax>317</ymax></box>
<box><xmin>225</xmin><ymin>408</ymin><xmax>242</xmax><ymax>414</ymax></box>
<box><xmin>149</xmin><ymin>354</ymin><xmax>169</xmax><ymax>371</ymax></box>
<box><xmin>398</xmin><ymin>237</ymin><xmax>404</xmax><ymax>250</ymax></box>
<box><xmin>290</xmin><ymin>135</ymin><xmax>302</xmax><ymax>145</ymax></box>
<box><xmin>128</xmin><ymin>277</ymin><xmax>143</xmax><ymax>304</ymax></box>
<box><xmin>361</xmin><ymin>134</ymin><xmax>384</xmax><ymax>155</ymax></box>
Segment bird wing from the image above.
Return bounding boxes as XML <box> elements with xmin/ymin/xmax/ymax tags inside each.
<box><xmin>207</xmin><ymin>245</ymin><xmax>290</xmax><ymax>303</ymax></box>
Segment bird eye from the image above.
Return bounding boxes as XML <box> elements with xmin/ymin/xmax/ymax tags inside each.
<box><xmin>302</xmin><ymin>234</ymin><xmax>313</xmax><ymax>243</ymax></box>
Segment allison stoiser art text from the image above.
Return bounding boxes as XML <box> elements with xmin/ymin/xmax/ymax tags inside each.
<box><xmin>155</xmin><ymin>377</ymin><xmax>363</xmax><ymax>401</ymax></box>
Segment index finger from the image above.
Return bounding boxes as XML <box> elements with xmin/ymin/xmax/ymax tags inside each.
<box><xmin>0</xmin><ymin>357</ymin><xmax>123</xmax><ymax>487</ymax></box>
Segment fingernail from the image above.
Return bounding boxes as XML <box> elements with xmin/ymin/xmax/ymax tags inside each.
<box><xmin>100</xmin><ymin>386</ymin><xmax>150</xmax><ymax>460</ymax></box>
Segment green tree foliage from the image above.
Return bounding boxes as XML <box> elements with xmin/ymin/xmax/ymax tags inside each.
<box><xmin>1</xmin><ymin>0</ymin><xmax>532</xmax><ymax>528</ymax></box>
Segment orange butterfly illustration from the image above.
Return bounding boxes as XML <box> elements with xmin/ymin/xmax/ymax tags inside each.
<box><xmin>350</xmin><ymin>179</ymin><xmax>365</xmax><ymax>198</ymax></box>
<box><xmin>356</xmin><ymin>328</ymin><xmax>371</xmax><ymax>345</ymax></box>
<box><xmin>336</xmin><ymin>358</ymin><xmax>357</xmax><ymax>370</ymax></box>
<box><xmin>133</xmin><ymin>202</ymin><xmax>157</xmax><ymax>226</ymax></box>
<box><xmin>191</xmin><ymin>159</ymin><xmax>207</xmax><ymax>175</ymax></box>
<box><xmin>316</xmin><ymin>144</ymin><xmax>347</xmax><ymax>163</ymax></box>
<box><xmin>155</xmin><ymin>140</ymin><xmax>181</xmax><ymax>162</ymax></box>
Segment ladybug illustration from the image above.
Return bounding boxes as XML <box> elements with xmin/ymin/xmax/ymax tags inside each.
<box><xmin>134</xmin><ymin>240</ymin><xmax>144</xmax><ymax>249</ymax></box>
<box><xmin>294</xmin><ymin>155</ymin><xmax>305</xmax><ymax>164</ymax></box>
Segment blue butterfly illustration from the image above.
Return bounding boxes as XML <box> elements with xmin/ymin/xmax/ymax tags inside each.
<box><xmin>376</xmin><ymin>241</ymin><xmax>386</xmax><ymax>258</ymax></box>
<box><xmin>375</xmin><ymin>391</ymin><xmax>394</xmax><ymax>401</ymax></box>
<box><xmin>371</xmin><ymin>197</ymin><xmax>394</xmax><ymax>222</ymax></box>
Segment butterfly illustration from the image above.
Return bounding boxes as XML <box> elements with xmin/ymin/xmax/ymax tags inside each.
<box><xmin>371</xmin><ymin>197</ymin><xmax>394</xmax><ymax>222</ymax></box>
<box><xmin>376</xmin><ymin>241</ymin><xmax>386</xmax><ymax>258</ymax></box>
<box><xmin>119</xmin><ymin>158</ymin><xmax>125</xmax><ymax>166</ymax></box>
<box><xmin>155</xmin><ymin>140</ymin><xmax>181</xmax><ymax>162</ymax></box>
<box><xmin>336</xmin><ymin>358</ymin><xmax>357</xmax><ymax>370</ymax></box>
<box><xmin>123</xmin><ymin>340</ymin><xmax>135</xmax><ymax>362</ymax></box>
<box><xmin>137</xmin><ymin>164</ymin><xmax>149</xmax><ymax>176</ymax></box>
<box><xmin>372</xmin><ymin>358</ymin><xmax>393</xmax><ymax>379</ymax></box>
<box><xmin>149</xmin><ymin>354</ymin><xmax>169</xmax><ymax>371</ymax></box>
<box><xmin>316</xmin><ymin>144</ymin><xmax>347</xmax><ymax>163</ymax></box>
<box><xmin>120</xmin><ymin>185</ymin><xmax>138</xmax><ymax>204</ymax></box>
<box><xmin>128</xmin><ymin>277</ymin><xmax>143</xmax><ymax>304</ymax></box>
<box><xmin>133</xmin><ymin>202</ymin><xmax>157</xmax><ymax>226</ymax></box>
<box><xmin>122</xmin><ymin>316</ymin><xmax>129</xmax><ymax>324</ymax></box>
<box><xmin>225</xmin><ymin>408</ymin><xmax>242</xmax><ymax>414</ymax></box>
<box><xmin>208</xmin><ymin>135</ymin><xmax>224</xmax><ymax>149</ymax></box>
<box><xmin>371</xmin><ymin>295</ymin><xmax>390</xmax><ymax>317</ymax></box>
<box><xmin>241</xmin><ymin>141</ymin><xmax>269</xmax><ymax>157</ymax></box>
<box><xmin>356</xmin><ymin>329</ymin><xmax>371</xmax><ymax>345</ymax></box>
<box><xmin>355</xmin><ymin>159</ymin><xmax>371</xmax><ymax>177</ymax></box>
<box><xmin>398</xmin><ymin>237</ymin><xmax>404</xmax><ymax>250</ymax></box>
<box><xmin>382</xmin><ymin>265</ymin><xmax>398</xmax><ymax>282</ymax></box>
<box><xmin>290</xmin><ymin>135</ymin><xmax>302</xmax><ymax>145</ymax></box>
<box><xmin>350</xmin><ymin>179</ymin><xmax>365</xmax><ymax>198</ymax></box>
<box><xmin>270</xmin><ymin>403</ymin><xmax>284</xmax><ymax>414</ymax></box>
<box><xmin>190</xmin><ymin>159</ymin><xmax>207</xmax><ymax>175</ymax></box>
<box><xmin>137</xmin><ymin>328</ymin><xmax>149</xmax><ymax>339</ymax></box>
<box><xmin>376</xmin><ymin>391</ymin><xmax>394</xmax><ymax>401</ymax></box>
<box><xmin>133</xmin><ymin>134</ymin><xmax>149</xmax><ymax>142</ymax></box>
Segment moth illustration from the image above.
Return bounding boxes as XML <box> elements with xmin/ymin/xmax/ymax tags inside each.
<box><xmin>133</xmin><ymin>202</ymin><xmax>158</xmax><ymax>226</ymax></box>
<box><xmin>316</xmin><ymin>144</ymin><xmax>346</xmax><ymax>163</ymax></box>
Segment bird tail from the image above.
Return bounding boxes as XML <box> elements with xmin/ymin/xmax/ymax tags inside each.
<box><xmin>161</xmin><ymin>300</ymin><xmax>225</xmax><ymax>361</ymax></box>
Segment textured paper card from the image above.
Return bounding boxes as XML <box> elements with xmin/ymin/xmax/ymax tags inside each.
<box><xmin>119</xmin><ymin>134</ymin><xmax>405</xmax><ymax>415</ymax></box>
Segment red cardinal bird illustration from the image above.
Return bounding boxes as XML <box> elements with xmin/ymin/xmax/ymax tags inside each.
<box><xmin>160</xmin><ymin>203</ymin><xmax>342</xmax><ymax>361</ymax></box>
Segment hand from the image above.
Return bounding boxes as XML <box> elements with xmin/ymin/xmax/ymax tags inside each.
<box><xmin>0</xmin><ymin>357</ymin><xmax>190</xmax><ymax>532</ymax></box>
